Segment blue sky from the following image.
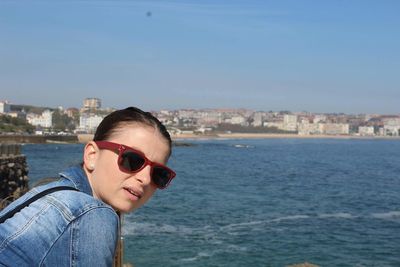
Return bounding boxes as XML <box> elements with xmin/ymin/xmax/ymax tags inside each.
<box><xmin>0</xmin><ymin>0</ymin><xmax>399</xmax><ymax>114</ymax></box>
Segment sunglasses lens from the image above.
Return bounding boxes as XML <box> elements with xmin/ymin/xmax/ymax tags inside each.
<box><xmin>121</xmin><ymin>151</ymin><xmax>145</xmax><ymax>172</ymax></box>
<box><xmin>152</xmin><ymin>166</ymin><xmax>172</xmax><ymax>189</ymax></box>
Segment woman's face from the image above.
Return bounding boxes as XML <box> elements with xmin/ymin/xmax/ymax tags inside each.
<box><xmin>85</xmin><ymin>124</ymin><xmax>171</xmax><ymax>213</ymax></box>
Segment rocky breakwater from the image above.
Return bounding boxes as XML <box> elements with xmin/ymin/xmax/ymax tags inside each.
<box><xmin>0</xmin><ymin>143</ymin><xmax>29</xmax><ymax>209</ymax></box>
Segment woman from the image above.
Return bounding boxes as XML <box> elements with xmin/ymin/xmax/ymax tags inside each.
<box><xmin>0</xmin><ymin>107</ymin><xmax>176</xmax><ymax>266</ymax></box>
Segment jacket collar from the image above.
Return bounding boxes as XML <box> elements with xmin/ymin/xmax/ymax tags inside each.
<box><xmin>59</xmin><ymin>166</ymin><xmax>93</xmax><ymax>196</ymax></box>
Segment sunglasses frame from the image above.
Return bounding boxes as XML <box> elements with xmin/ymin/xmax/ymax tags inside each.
<box><xmin>94</xmin><ymin>140</ymin><xmax>176</xmax><ymax>189</ymax></box>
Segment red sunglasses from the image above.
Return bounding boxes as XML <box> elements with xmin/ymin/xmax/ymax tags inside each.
<box><xmin>95</xmin><ymin>140</ymin><xmax>176</xmax><ymax>189</ymax></box>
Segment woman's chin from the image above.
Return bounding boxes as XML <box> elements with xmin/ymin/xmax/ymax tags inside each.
<box><xmin>113</xmin><ymin>202</ymin><xmax>138</xmax><ymax>213</ymax></box>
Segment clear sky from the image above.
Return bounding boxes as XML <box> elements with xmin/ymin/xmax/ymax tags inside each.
<box><xmin>0</xmin><ymin>0</ymin><xmax>399</xmax><ymax>114</ymax></box>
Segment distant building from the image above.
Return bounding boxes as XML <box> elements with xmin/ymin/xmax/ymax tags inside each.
<box><xmin>66</xmin><ymin>108</ymin><xmax>79</xmax><ymax>118</ymax></box>
<box><xmin>252</xmin><ymin>112</ymin><xmax>264</xmax><ymax>127</ymax></box>
<box><xmin>383</xmin><ymin>118</ymin><xmax>400</xmax><ymax>126</ymax></box>
<box><xmin>313</xmin><ymin>115</ymin><xmax>327</xmax><ymax>123</ymax></box>
<box><xmin>79</xmin><ymin>114</ymin><xmax>104</xmax><ymax>133</ymax></box>
<box><xmin>298</xmin><ymin>122</ymin><xmax>323</xmax><ymax>135</ymax></box>
<box><xmin>27</xmin><ymin>110</ymin><xmax>53</xmax><ymax>128</ymax></box>
<box><xmin>228</xmin><ymin>116</ymin><xmax>246</xmax><ymax>125</ymax></box>
<box><xmin>7</xmin><ymin>111</ymin><xmax>26</xmax><ymax>120</ymax></box>
<box><xmin>197</xmin><ymin>111</ymin><xmax>221</xmax><ymax>126</ymax></box>
<box><xmin>82</xmin><ymin>98</ymin><xmax>101</xmax><ymax>111</ymax></box>
<box><xmin>195</xmin><ymin>126</ymin><xmax>213</xmax><ymax>134</ymax></box>
<box><xmin>283</xmin><ymin>114</ymin><xmax>298</xmax><ymax>131</ymax></box>
<box><xmin>322</xmin><ymin>123</ymin><xmax>349</xmax><ymax>135</ymax></box>
<box><xmin>0</xmin><ymin>101</ymin><xmax>11</xmax><ymax>114</ymax></box>
<box><xmin>383</xmin><ymin>125</ymin><xmax>400</xmax><ymax>136</ymax></box>
<box><xmin>160</xmin><ymin>110</ymin><xmax>171</xmax><ymax>115</ymax></box>
<box><xmin>358</xmin><ymin>126</ymin><xmax>375</xmax><ymax>136</ymax></box>
<box><xmin>178</xmin><ymin>110</ymin><xmax>196</xmax><ymax>119</ymax></box>
<box><xmin>264</xmin><ymin>121</ymin><xmax>284</xmax><ymax>130</ymax></box>
<box><xmin>382</xmin><ymin>118</ymin><xmax>400</xmax><ymax>136</ymax></box>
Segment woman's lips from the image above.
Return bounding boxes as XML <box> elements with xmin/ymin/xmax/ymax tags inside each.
<box><xmin>123</xmin><ymin>187</ymin><xmax>143</xmax><ymax>201</ymax></box>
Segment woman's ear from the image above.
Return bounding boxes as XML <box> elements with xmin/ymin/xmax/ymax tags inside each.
<box><xmin>83</xmin><ymin>141</ymin><xmax>98</xmax><ymax>172</ymax></box>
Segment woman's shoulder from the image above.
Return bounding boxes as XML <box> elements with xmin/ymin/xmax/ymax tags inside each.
<box><xmin>47</xmin><ymin>188</ymin><xmax>116</xmax><ymax>219</ymax></box>
<box><xmin>2</xmin><ymin>178</ymin><xmax>117</xmax><ymax>224</ymax></box>
<box><xmin>0</xmin><ymin>181</ymin><xmax>118</xmax><ymax>266</ymax></box>
<box><xmin>30</xmin><ymin>178</ymin><xmax>117</xmax><ymax>223</ymax></box>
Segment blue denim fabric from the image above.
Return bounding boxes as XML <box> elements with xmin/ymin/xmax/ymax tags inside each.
<box><xmin>0</xmin><ymin>166</ymin><xmax>119</xmax><ymax>267</ymax></box>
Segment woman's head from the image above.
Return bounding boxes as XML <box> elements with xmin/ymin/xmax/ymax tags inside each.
<box><xmin>83</xmin><ymin>107</ymin><xmax>174</xmax><ymax>213</ymax></box>
<box><xmin>93</xmin><ymin>107</ymin><xmax>172</xmax><ymax>150</ymax></box>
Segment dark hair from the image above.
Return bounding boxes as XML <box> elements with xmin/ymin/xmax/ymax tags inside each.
<box><xmin>93</xmin><ymin>107</ymin><xmax>172</xmax><ymax>149</ymax></box>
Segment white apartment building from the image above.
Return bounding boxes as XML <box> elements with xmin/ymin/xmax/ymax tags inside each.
<box><xmin>283</xmin><ymin>114</ymin><xmax>298</xmax><ymax>131</ymax></box>
<box><xmin>252</xmin><ymin>112</ymin><xmax>264</xmax><ymax>127</ymax></box>
<box><xmin>178</xmin><ymin>110</ymin><xmax>196</xmax><ymax>119</ymax></box>
<box><xmin>0</xmin><ymin>101</ymin><xmax>11</xmax><ymax>114</ymax></box>
<box><xmin>229</xmin><ymin>116</ymin><xmax>246</xmax><ymax>125</ymax></box>
<box><xmin>27</xmin><ymin>110</ymin><xmax>53</xmax><ymax>128</ymax></box>
<box><xmin>358</xmin><ymin>126</ymin><xmax>375</xmax><ymax>136</ymax></box>
<box><xmin>314</xmin><ymin>115</ymin><xmax>327</xmax><ymax>123</ymax></box>
<box><xmin>298</xmin><ymin>122</ymin><xmax>323</xmax><ymax>135</ymax></box>
<box><xmin>264</xmin><ymin>121</ymin><xmax>284</xmax><ymax>130</ymax></box>
<box><xmin>383</xmin><ymin>118</ymin><xmax>400</xmax><ymax>126</ymax></box>
<box><xmin>383</xmin><ymin>125</ymin><xmax>400</xmax><ymax>136</ymax></box>
<box><xmin>79</xmin><ymin>114</ymin><xmax>104</xmax><ymax>133</ymax></box>
<box><xmin>322</xmin><ymin>123</ymin><xmax>350</xmax><ymax>135</ymax></box>
<box><xmin>382</xmin><ymin>118</ymin><xmax>400</xmax><ymax>136</ymax></box>
<box><xmin>197</xmin><ymin>111</ymin><xmax>222</xmax><ymax>126</ymax></box>
<box><xmin>160</xmin><ymin>110</ymin><xmax>171</xmax><ymax>115</ymax></box>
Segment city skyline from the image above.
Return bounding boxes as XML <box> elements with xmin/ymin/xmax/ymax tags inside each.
<box><xmin>2</xmin><ymin>97</ymin><xmax>400</xmax><ymax>117</ymax></box>
<box><xmin>1</xmin><ymin>1</ymin><xmax>399</xmax><ymax>114</ymax></box>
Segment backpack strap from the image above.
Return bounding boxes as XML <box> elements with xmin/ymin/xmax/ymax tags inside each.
<box><xmin>0</xmin><ymin>186</ymin><xmax>79</xmax><ymax>223</ymax></box>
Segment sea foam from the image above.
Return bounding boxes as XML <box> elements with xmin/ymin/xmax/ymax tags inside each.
<box><xmin>318</xmin><ymin>213</ymin><xmax>355</xmax><ymax>219</ymax></box>
<box><xmin>371</xmin><ymin>211</ymin><xmax>400</xmax><ymax>220</ymax></box>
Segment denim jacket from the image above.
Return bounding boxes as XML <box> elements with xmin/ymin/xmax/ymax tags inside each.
<box><xmin>0</xmin><ymin>166</ymin><xmax>119</xmax><ymax>267</ymax></box>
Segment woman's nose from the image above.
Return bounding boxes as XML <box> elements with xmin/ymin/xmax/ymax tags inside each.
<box><xmin>134</xmin><ymin>165</ymin><xmax>152</xmax><ymax>186</ymax></box>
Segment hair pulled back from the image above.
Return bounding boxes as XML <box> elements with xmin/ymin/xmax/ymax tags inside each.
<box><xmin>93</xmin><ymin>107</ymin><xmax>172</xmax><ymax>149</ymax></box>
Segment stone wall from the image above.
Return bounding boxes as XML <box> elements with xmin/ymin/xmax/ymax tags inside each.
<box><xmin>0</xmin><ymin>135</ymin><xmax>78</xmax><ymax>144</ymax></box>
<box><xmin>0</xmin><ymin>143</ymin><xmax>29</xmax><ymax>209</ymax></box>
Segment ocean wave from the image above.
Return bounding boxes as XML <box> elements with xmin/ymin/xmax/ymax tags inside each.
<box><xmin>180</xmin><ymin>252</ymin><xmax>213</xmax><ymax>262</ymax></box>
<box><xmin>220</xmin><ymin>215</ymin><xmax>311</xmax><ymax>231</ymax></box>
<box><xmin>179</xmin><ymin>245</ymin><xmax>248</xmax><ymax>263</ymax></box>
<box><xmin>270</xmin><ymin>215</ymin><xmax>310</xmax><ymax>222</ymax></box>
<box><xmin>123</xmin><ymin>211</ymin><xmax>400</xmax><ymax>237</ymax></box>
<box><xmin>318</xmin><ymin>213</ymin><xmax>355</xmax><ymax>219</ymax></box>
<box><xmin>219</xmin><ymin>220</ymin><xmax>265</xmax><ymax>230</ymax></box>
<box><xmin>122</xmin><ymin>221</ymin><xmax>194</xmax><ymax>236</ymax></box>
<box><xmin>371</xmin><ymin>211</ymin><xmax>400</xmax><ymax>220</ymax></box>
<box><xmin>232</xmin><ymin>144</ymin><xmax>254</xmax><ymax>148</ymax></box>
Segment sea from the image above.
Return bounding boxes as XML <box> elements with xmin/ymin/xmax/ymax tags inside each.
<box><xmin>22</xmin><ymin>138</ymin><xmax>400</xmax><ymax>267</ymax></box>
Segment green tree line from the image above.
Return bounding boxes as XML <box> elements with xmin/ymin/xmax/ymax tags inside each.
<box><xmin>0</xmin><ymin>115</ymin><xmax>35</xmax><ymax>133</ymax></box>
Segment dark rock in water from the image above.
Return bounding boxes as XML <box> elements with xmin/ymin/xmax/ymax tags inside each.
<box><xmin>172</xmin><ymin>141</ymin><xmax>196</xmax><ymax>147</ymax></box>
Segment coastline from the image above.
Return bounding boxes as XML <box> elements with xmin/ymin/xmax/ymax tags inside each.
<box><xmin>171</xmin><ymin>133</ymin><xmax>400</xmax><ymax>140</ymax></box>
<box><xmin>1</xmin><ymin>133</ymin><xmax>400</xmax><ymax>144</ymax></box>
